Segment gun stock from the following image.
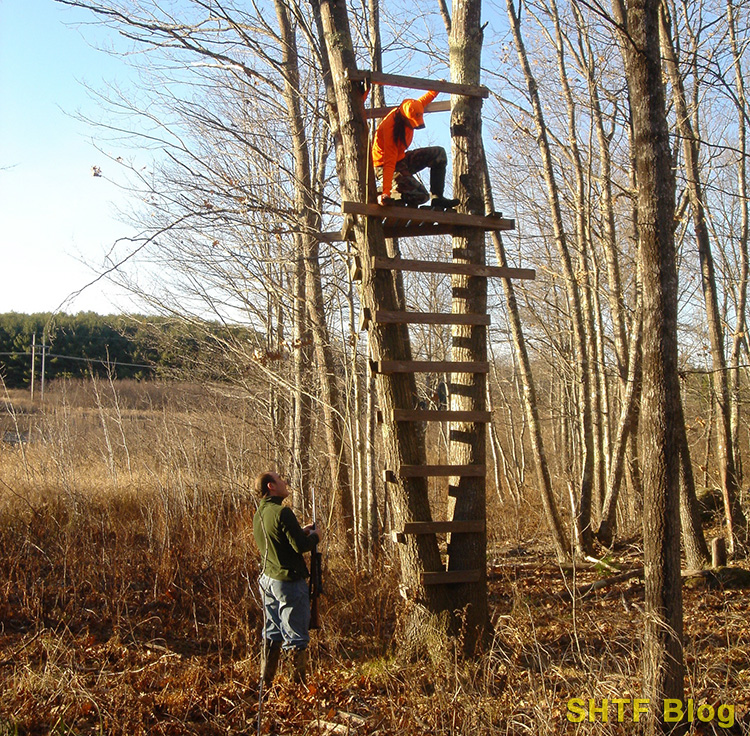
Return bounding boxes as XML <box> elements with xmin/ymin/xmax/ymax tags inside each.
<box><xmin>309</xmin><ymin>543</ymin><xmax>323</xmax><ymax>630</ymax></box>
<box><xmin>309</xmin><ymin>486</ymin><xmax>323</xmax><ymax>630</ymax></box>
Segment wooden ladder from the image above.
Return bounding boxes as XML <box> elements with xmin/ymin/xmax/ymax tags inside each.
<box><xmin>341</xmin><ymin>69</ymin><xmax>535</xmax><ymax>587</ymax></box>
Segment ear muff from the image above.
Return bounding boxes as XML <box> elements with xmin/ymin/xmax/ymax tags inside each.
<box><xmin>401</xmin><ymin>99</ymin><xmax>425</xmax><ymax>129</ymax></box>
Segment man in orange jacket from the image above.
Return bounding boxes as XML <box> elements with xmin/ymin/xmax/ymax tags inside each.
<box><xmin>371</xmin><ymin>90</ymin><xmax>459</xmax><ymax>210</ymax></box>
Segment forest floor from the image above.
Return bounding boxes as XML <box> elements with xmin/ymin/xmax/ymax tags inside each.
<box><xmin>1</xmin><ymin>383</ymin><xmax>749</xmax><ymax>735</ymax></box>
<box><xmin>2</xmin><ymin>542</ymin><xmax>749</xmax><ymax>735</ymax></box>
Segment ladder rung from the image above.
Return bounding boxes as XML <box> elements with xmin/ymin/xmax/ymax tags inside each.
<box><xmin>422</xmin><ymin>570</ymin><xmax>482</xmax><ymax>585</ymax></box>
<box><xmin>369</xmin><ymin>309</ymin><xmax>490</xmax><ymax>326</ymax></box>
<box><xmin>373</xmin><ymin>257</ymin><xmax>535</xmax><ymax>280</ymax></box>
<box><xmin>370</xmin><ymin>360</ymin><xmax>489</xmax><ymax>374</ymax></box>
<box><xmin>401</xmin><ymin>520</ymin><xmax>485</xmax><ymax>534</ymax></box>
<box><xmin>346</xmin><ymin>69</ymin><xmax>489</xmax><ymax>99</ymax></box>
<box><xmin>399</xmin><ymin>464</ymin><xmax>485</xmax><ymax>477</ymax></box>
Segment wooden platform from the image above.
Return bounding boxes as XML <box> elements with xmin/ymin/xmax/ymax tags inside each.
<box><xmin>342</xmin><ymin>201</ymin><xmax>515</xmax><ymax>235</ymax></box>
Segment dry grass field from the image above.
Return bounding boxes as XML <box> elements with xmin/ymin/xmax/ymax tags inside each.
<box><xmin>0</xmin><ymin>379</ymin><xmax>749</xmax><ymax>735</ymax></box>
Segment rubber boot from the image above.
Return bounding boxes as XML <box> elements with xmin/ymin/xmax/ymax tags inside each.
<box><xmin>291</xmin><ymin>647</ymin><xmax>308</xmax><ymax>685</ymax></box>
<box><xmin>260</xmin><ymin>639</ymin><xmax>282</xmax><ymax>689</ymax></box>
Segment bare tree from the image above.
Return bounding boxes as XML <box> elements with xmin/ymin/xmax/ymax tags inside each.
<box><xmin>506</xmin><ymin>0</ymin><xmax>596</xmax><ymax>557</ymax></box>
<box><xmin>614</xmin><ymin>0</ymin><xmax>686</xmax><ymax>727</ymax></box>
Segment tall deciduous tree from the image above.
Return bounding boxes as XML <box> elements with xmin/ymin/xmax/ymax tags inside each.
<box><xmin>614</xmin><ymin>0</ymin><xmax>686</xmax><ymax>728</ymax></box>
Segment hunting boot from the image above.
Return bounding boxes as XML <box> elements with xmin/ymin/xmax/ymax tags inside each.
<box><xmin>260</xmin><ymin>639</ymin><xmax>282</xmax><ymax>690</ymax></box>
<box><xmin>290</xmin><ymin>647</ymin><xmax>308</xmax><ymax>685</ymax></box>
<box><xmin>428</xmin><ymin>159</ymin><xmax>459</xmax><ymax>210</ymax></box>
<box><xmin>428</xmin><ymin>195</ymin><xmax>460</xmax><ymax>210</ymax></box>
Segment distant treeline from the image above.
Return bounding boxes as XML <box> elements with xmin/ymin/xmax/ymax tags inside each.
<box><xmin>0</xmin><ymin>312</ymin><xmax>256</xmax><ymax>388</ymax></box>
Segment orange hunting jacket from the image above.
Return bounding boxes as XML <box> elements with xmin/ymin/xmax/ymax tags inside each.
<box><xmin>372</xmin><ymin>90</ymin><xmax>438</xmax><ymax>197</ymax></box>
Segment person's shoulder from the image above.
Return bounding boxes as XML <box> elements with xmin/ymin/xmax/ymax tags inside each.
<box><xmin>279</xmin><ymin>505</ymin><xmax>298</xmax><ymax>522</ymax></box>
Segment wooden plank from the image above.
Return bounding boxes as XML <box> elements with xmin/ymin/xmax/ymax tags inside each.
<box><xmin>392</xmin><ymin>409</ymin><xmax>492</xmax><ymax>422</ymax></box>
<box><xmin>373</xmin><ymin>310</ymin><xmax>491</xmax><ymax>326</ymax></box>
<box><xmin>365</xmin><ymin>99</ymin><xmax>452</xmax><ymax>119</ymax></box>
<box><xmin>402</xmin><ymin>520</ymin><xmax>485</xmax><ymax>534</ymax></box>
<box><xmin>422</xmin><ymin>569</ymin><xmax>482</xmax><ymax>585</ymax></box>
<box><xmin>343</xmin><ymin>201</ymin><xmax>515</xmax><ymax>232</ymax></box>
<box><xmin>346</xmin><ymin>69</ymin><xmax>489</xmax><ymax>99</ymax></box>
<box><xmin>373</xmin><ymin>256</ymin><xmax>536</xmax><ymax>280</ymax></box>
<box><xmin>399</xmin><ymin>464</ymin><xmax>485</xmax><ymax>477</ymax></box>
<box><xmin>370</xmin><ymin>360</ymin><xmax>490</xmax><ymax>374</ymax></box>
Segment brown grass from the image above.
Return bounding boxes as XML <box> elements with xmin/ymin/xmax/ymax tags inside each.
<box><xmin>0</xmin><ymin>379</ymin><xmax>748</xmax><ymax>735</ymax></box>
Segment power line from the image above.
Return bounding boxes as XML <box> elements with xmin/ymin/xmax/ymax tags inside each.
<box><xmin>0</xmin><ymin>351</ymin><xmax>156</xmax><ymax>370</ymax></box>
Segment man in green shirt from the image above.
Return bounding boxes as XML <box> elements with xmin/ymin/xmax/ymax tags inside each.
<box><xmin>253</xmin><ymin>471</ymin><xmax>321</xmax><ymax>688</ymax></box>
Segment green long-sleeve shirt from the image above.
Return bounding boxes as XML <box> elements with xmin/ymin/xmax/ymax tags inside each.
<box><xmin>253</xmin><ymin>496</ymin><xmax>319</xmax><ymax>581</ymax></box>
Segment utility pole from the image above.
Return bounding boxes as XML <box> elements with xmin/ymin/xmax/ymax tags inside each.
<box><xmin>40</xmin><ymin>339</ymin><xmax>46</xmax><ymax>403</ymax></box>
<box><xmin>30</xmin><ymin>333</ymin><xmax>36</xmax><ymax>401</ymax></box>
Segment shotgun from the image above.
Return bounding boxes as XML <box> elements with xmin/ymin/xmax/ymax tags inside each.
<box><xmin>309</xmin><ymin>486</ymin><xmax>323</xmax><ymax>630</ymax></box>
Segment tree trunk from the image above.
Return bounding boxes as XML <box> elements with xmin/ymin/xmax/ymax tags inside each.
<box><xmin>446</xmin><ymin>0</ymin><xmax>490</xmax><ymax>652</ymax></box>
<box><xmin>616</xmin><ymin>0</ymin><xmax>686</xmax><ymax>728</ymax></box>
<box><xmin>597</xmin><ymin>298</ymin><xmax>642</xmax><ymax>547</ymax></box>
<box><xmin>677</xmin><ymin>412</ymin><xmax>711</xmax><ymax>570</ymax></box>
<box><xmin>291</xmin><ymin>231</ymin><xmax>312</xmax><ymax>516</ymax></box>
<box><xmin>727</xmin><ymin>0</ymin><xmax>749</xmax><ymax>498</ymax></box>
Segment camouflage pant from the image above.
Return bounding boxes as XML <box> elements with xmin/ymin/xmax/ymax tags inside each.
<box><xmin>376</xmin><ymin>146</ymin><xmax>448</xmax><ymax>205</ymax></box>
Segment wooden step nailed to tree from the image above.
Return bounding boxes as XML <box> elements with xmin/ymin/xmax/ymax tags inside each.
<box><xmin>343</xmin><ymin>201</ymin><xmax>515</xmax><ymax>233</ymax></box>
<box><xmin>391</xmin><ymin>520</ymin><xmax>485</xmax><ymax>543</ymax></box>
<box><xmin>372</xmin><ymin>257</ymin><xmax>535</xmax><ymax>281</ymax></box>
<box><xmin>403</xmin><ymin>520</ymin><xmax>485</xmax><ymax>534</ymax></box>
<box><xmin>383</xmin><ymin>466</ymin><xmax>485</xmax><ymax>483</ymax></box>
<box><xmin>384</xmin><ymin>408</ymin><xmax>492</xmax><ymax>422</ymax></box>
<box><xmin>345</xmin><ymin>69</ymin><xmax>489</xmax><ymax>99</ymax></box>
<box><xmin>361</xmin><ymin>308</ymin><xmax>490</xmax><ymax>328</ymax></box>
<box><xmin>421</xmin><ymin>569</ymin><xmax>482</xmax><ymax>585</ymax></box>
<box><xmin>398</xmin><ymin>464</ymin><xmax>485</xmax><ymax>477</ymax></box>
<box><xmin>370</xmin><ymin>359</ymin><xmax>490</xmax><ymax>374</ymax></box>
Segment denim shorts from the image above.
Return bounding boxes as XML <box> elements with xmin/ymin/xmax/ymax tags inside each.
<box><xmin>259</xmin><ymin>574</ymin><xmax>310</xmax><ymax>650</ymax></box>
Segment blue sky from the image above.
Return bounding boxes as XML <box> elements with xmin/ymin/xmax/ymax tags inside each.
<box><xmin>1</xmin><ymin>0</ymin><xmax>139</xmax><ymax>315</ymax></box>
